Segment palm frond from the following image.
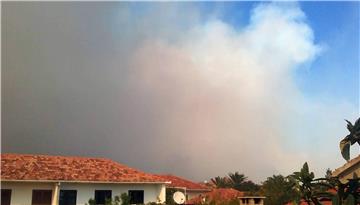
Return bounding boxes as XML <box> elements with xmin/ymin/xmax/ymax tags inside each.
<box><xmin>340</xmin><ymin>138</ymin><xmax>351</xmax><ymax>161</ymax></box>
<box><xmin>346</xmin><ymin>119</ymin><xmax>354</xmax><ymax>132</ymax></box>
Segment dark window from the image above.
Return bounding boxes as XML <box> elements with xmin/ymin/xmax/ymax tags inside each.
<box><xmin>1</xmin><ymin>189</ymin><xmax>12</xmax><ymax>205</ymax></box>
<box><xmin>254</xmin><ymin>198</ymin><xmax>261</xmax><ymax>204</ymax></box>
<box><xmin>32</xmin><ymin>190</ymin><xmax>52</xmax><ymax>205</ymax></box>
<box><xmin>128</xmin><ymin>190</ymin><xmax>144</xmax><ymax>204</ymax></box>
<box><xmin>95</xmin><ymin>190</ymin><xmax>112</xmax><ymax>205</ymax></box>
<box><xmin>59</xmin><ymin>190</ymin><xmax>77</xmax><ymax>205</ymax></box>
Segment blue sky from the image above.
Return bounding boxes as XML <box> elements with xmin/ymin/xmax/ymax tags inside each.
<box><xmin>199</xmin><ymin>1</ymin><xmax>359</xmax><ymax>105</ymax></box>
<box><xmin>298</xmin><ymin>2</ymin><xmax>359</xmax><ymax>104</ymax></box>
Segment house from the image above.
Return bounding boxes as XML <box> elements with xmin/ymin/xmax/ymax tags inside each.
<box><xmin>155</xmin><ymin>174</ymin><xmax>210</xmax><ymax>200</ymax></box>
<box><xmin>332</xmin><ymin>154</ymin><xmax>360</xmax><ymax>183</ymax></box>
<box><xmin>1</xmin><ymin>153</ymin><xmax>169</xmax><ymax>205</ymax></box>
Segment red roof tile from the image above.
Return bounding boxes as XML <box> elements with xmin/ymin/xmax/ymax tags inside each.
<box><xmin>187</xmin><ymin>188</ymin><xmax>244</xmax><ymax>204</ymax></box>
<box><xmin>1</xmin><ymin>153</ymin><xmax>167</xmax><ymax>183</ymax></box>
<box><xmin>156</xmin><ymin>174</ymin><xmax>210</xmax><ymax>191</ymax></box>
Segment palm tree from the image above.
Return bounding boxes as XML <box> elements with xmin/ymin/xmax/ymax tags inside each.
<box><xmin>340</xmin><ymin>117</ymin><xmax>360</xmax><ymax>161</ymax></box>
<box><xmin>228</xmin><ymin>172</ymin><xmax>246</xmax><ymax>191</ymax></box>
<box><xmin>211</xmin><ymin>176</ymin><xmax>230</xmax><ymax>188</ymax></box>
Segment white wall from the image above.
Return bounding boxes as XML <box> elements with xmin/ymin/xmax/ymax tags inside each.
<box><xmin>2</xmin><ymin>181</ymin><xmax>166</xmax><ymax>205</ymax></box>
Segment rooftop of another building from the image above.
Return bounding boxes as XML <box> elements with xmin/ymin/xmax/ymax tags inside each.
<box><xmin>156</xmin><ymin>174</ymin><xmax>210</xmax><ymax>191</ymax></box>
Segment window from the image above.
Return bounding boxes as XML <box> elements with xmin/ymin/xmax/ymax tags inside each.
<box><xmin>128</xmin><ymin>190</ymin><xmax>144</xmax><ymax>204</ymax></box>
<box><xmin>254</xmin><ymin>198</ymin><xmax>261</xmax><ymax>204</ymax></box>
<box><xmin>59</xmin><ymin>190</ymin><xmax>77</xmax><ymax>205</ymax></box>
<box><xmin>1</xmin><ymin>189</ymin><xmax>12</xmax><ymax>205</ymax></box>
<box><xmin>32</xmin><ymin>190</ymin><xmax>52</xmax><ymax>205</ymax></box>
<box><xmin>95</xmin><ymin>190</ymin><xmax>112</xmax><ymax>205</ymax></box>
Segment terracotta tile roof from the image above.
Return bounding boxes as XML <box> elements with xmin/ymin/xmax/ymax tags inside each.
<box><xmin>1</xmin><ymin>153</ymin><xmax>167</xmax><ymax>183</ymax></box>
<box><xmin>156</xmin><ymin>174</ymin><xmax>210</xmax><ymax>191</ymax></box>
<box><xmin>332</xmin><ymin>154</ymin><xmax>360</xmax><ymax>177</ymax></box>
<box><xmin>187</xmin><ymin>188</ymin><xmax>244</xmax><ymax>204</ymax></box>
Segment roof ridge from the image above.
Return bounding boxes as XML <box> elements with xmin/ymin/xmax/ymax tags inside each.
<box><xmin>1</xmin><ymin>153</ymin><xmax>110</xmax><ymax>161</ymax></box>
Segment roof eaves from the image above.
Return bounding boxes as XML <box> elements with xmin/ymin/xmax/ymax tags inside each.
<box><xmin>332</xmin><ymin>155</ymin><xmax>360</xmax><ymax>177</ymax></box>
<box><xmin>1</xmin><ymin>179</ymin><xmax>171</xmax><ymax>184</ymax></box>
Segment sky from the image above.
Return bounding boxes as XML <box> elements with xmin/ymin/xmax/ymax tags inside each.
<box><xmin>2</xmin><ymin>2</ymin><xmax>359</xmax><ymax>183</ymax></box>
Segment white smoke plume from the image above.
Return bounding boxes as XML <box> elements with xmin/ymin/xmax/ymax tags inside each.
<box><xmin>125</xmin><ymin>3</ymin><xmax>356</xmax><ymax>181</ymax></box>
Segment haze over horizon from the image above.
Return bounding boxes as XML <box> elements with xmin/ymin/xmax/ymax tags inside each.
<box><xmin>2</xmin><ymin>2</ymin><xmax>359</xmax><ymax>183</ymax></box>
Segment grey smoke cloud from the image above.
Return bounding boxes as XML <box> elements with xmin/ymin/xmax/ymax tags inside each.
<box><xmin>2</xmin><ymin>2</ymin><xmax>357</xmax><ymax>182</ymax></box>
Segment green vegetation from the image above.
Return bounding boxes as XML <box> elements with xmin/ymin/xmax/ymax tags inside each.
<box><xmin>289</xmin><ymin>162</ymin><xmax>327</xmax><ymax>205</ymax></box>
<box><xmin>120</xmin><ymin>193</ymin><xmax>130</xmax><ymax>205</ymax></box>
<box><xmin>85</xmin><ymin>193</ymin><xmax>159</xmax><ymax>205</ymax></box>
<box><xmin>210</xmin><ymin>172</ymin><xmax>260</xmax><ymax>194</ymax></box>
<box><xmin>211</xmin><ymin>176</ymin><xmax>230</xmax><ymax>188</ymax></box>
<box><xmin>260</xmin><ymin>175</ymin><xmax>299</xmax><ymax>205</ymax></box>
<box><xmin>165</xmin><ymin>188</ymin><xmax>180</xmax><ymax>205</ymax></box>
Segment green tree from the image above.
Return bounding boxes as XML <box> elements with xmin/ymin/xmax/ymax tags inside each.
<box><xmin>120</xmin><ymin>193</ymin><xmax>130</xmax><ymax>205</ymax></box>
<box><xmin>290</xmin><ymin>162</ymin><xmax>322</xmax><ymax>205</ymax></box>
<box><xmin>165</xmin><ymin>188</ymin><xmax>177</xmax><ymax>205</ymax></box>
<box><xmin>210</xmin><ymin>173</ymin><xmax>260</xmax><ymax>195</ymax></box>
<box><xmin>340</xmin><ymin>118</ymin><xmax>360</xmax><ymax>161</ymax></box>
<box><xmin>87</xmin><ymin>198</ymin><xmax>96</xmax><ymax>205</ymax></box>
<box><xmin>228</xmin><ymin>172</ymin><xmax>246</xmax><ymax>191</ymax></box>
<box><xmin>261</xmin><ymin>175</ymin><xmax>299</xmax><ymax>205</ymax></box>
<box><xmin>239</xmin><ymin>180</ymin><xmax>260</xmax><ymax>195</ymax></box>
<box><xmin>325</xmin><ymin>168</ymin><xmax>332</xmax><ymax>179</ymax></box>
<box><xmin>211</xmin><ymin>176</ymin><xmax>231</xmax><ymax>188</ymax></box>
<box><xmin>323</xmin><ymin>174</ymin><xmax>360</xmax><ymax>205</ymax></box>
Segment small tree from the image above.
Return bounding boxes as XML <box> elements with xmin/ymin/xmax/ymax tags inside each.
<box><xmin>86</xmin><ymin>195</ymin><xmax>127</xmax><ymax>205</ymax></box>
<box><xmin>120</xmin><ymin>193</ymin><xmax>130</xmax><ymax>205</ymax></box>
<box><xmin>87</xmin><ymin>198</ymin><xmax>96</xmax><ymax>205</ymax></box>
